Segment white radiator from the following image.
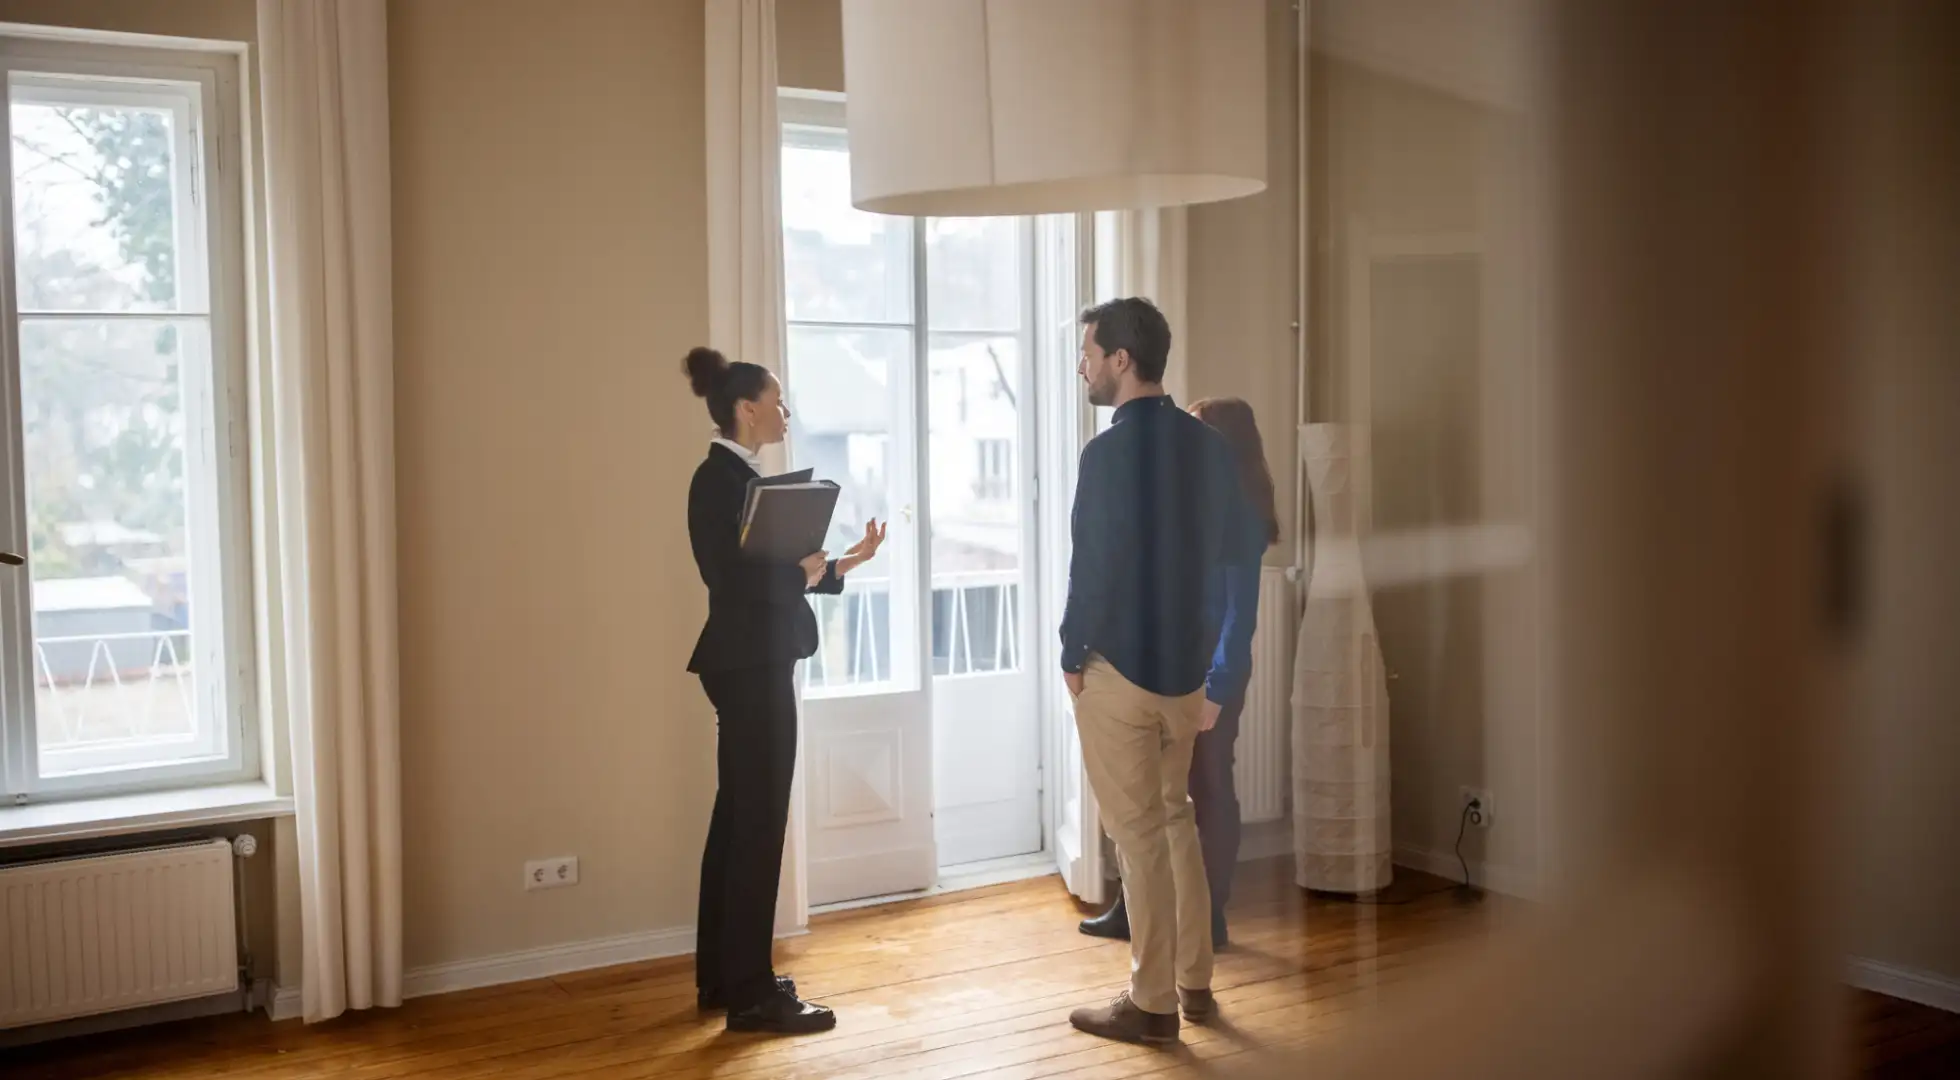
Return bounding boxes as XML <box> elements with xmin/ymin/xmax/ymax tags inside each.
<box><xmin>1233</xmin><ymin>567</ymin><xmax>1297</xmax><ymax>823</ymax></box>
<box><xmin>1</xmin><ymin>838</ymin><xmax>239</xmax><ymax>1029</ymax></box>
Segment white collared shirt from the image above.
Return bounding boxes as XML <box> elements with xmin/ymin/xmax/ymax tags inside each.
<box><xmin>711</xmin><ymin>437</ymin><xmax>763</xmax><ymax>475</ymax></box>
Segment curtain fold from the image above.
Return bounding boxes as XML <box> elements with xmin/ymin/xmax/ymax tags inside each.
<box><xmin>705</xmin><ymin>0</ymin><xmax>805</xmax><ymax>935</ymax></box>
<box><xmin>257</xmin><ymin>0</ymin><xmax>403</xmax><ymax>1024</ymax></box>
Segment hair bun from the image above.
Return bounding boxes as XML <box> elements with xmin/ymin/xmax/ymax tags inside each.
<box><xmin>683</xmin><ymin>346</ymin><xmax>730</xmax><ymax>398</ymax></box>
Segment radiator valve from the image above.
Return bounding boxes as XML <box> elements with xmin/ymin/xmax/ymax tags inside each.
<box><xmin>232</xmin><ymin>834</ymin><xmax>259</xmax><ymax>859</ymax></box>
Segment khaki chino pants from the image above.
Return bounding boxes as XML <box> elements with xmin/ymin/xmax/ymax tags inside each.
<box><xmin>1073</xmin><ymin>656</ymin><xmax>1214</xmax><ymax>1013</ymax></box>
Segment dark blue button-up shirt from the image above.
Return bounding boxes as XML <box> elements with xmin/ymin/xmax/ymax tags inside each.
<box><xmin>1060</xmin><ymin>395</ymin><xmax>1266</xmax><ymax>700</ymax></box>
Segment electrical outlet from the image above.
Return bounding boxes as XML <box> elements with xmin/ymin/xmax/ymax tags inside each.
<box><xmin>1460</xmin><ymin>787</ymin><xmax>1493</xmax><ymax>828</ymax></box>
<box><xmin>524</xmin><ymin>856</ymin><xmax>579</xmax><ymax>891</ymax></box>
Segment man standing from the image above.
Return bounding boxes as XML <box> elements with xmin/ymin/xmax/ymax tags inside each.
<box><xmin>1061</xmin><ymin>298</ymin><xmax>1262</xmax><ymax>1044</ymax></box>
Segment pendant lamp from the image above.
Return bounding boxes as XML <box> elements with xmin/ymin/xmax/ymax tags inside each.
<box><xmin>840</xmin><ymin>0</ymin><xmax>1267</xmax><ymax>217</ymax></box>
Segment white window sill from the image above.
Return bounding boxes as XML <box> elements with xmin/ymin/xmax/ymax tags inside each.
<box><xmin>0</xmin><ymin>782</ymin><xmax>294</xmax><ymax>849</ymax></box>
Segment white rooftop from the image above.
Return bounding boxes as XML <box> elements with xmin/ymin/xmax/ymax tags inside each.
<box><xmin>34</xmin><ymin>576</ymin><xmax>154</xmax><ymax>613</ymax></box>
<box><xmin>57</xmin><ymin>521</ymin><xmax>165</xmax><ymax>547</ymax></box>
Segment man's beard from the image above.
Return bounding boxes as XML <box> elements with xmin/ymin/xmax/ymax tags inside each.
<box><xmin>1085</xmin><ymin>372</ymin><xmax>1118</xmax><ymax>407</ymax></box>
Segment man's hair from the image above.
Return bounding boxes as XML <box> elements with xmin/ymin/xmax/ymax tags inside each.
<box><xmin>1079</xmin><ymin>297</ymin><xmax>1172</xmax><ymax>385</ymax></box>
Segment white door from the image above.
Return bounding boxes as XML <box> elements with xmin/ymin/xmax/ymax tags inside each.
<box><xmin>923</xmin><ymin>217</ymin><xmax>1043</xmax><ymax>868</ymax></box>
<box><xmin>782</xmin><ymin>123</ymin><xmax>937</xmax><ymax>906</ymax></box>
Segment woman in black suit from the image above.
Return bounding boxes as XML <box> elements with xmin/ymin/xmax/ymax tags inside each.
<box><xmin>683</xmin><ymin>346</ymin><xmax>883</xmax><ymax>1035</ymax></box>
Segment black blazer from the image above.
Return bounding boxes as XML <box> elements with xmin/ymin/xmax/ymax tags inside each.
<box><xmin>686</xmin><ymin>443</ymin><xmax>843</xmax><ymax>674</ymax></box>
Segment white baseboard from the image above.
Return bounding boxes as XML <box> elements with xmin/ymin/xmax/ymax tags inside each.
<box><xmin>1848</xmin><ymin>957</ymin><xmax>1960</xmax><ymax>1014</ymax></box>
<box><xmin>402</xmin><ymin>925</ymin><xmax>697</xmax><ymax>1000</ymax></box>
<box><xmin>269</xmin><ymin>986</ymin><xmax>303</xmax><ymax>1022</ymax></box>
<box><xmin>1393</xmin><ymin>841</ymin><xmax>1541</xmax><ymax>900</ymax></box>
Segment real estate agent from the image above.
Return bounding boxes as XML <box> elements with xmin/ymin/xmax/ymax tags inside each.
<box><xmin>681</xmin><ymin>346</ymin><xmax>883</xmax><ymax>1036</ymax></box>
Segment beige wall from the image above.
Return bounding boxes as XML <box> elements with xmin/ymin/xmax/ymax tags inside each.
<box><xmin>777</xmin><ymin>0</ymin><xmax>843</xmax><ymax>93</ymax></box>
<box><xmin>1852</xmin><ymin>289</ymin><xmax>1960</xmax><ymax>984</ymax></box>
<box><xmin>1184</xmin><ymin>0</ymin><xmax>1302</xmax><ymax>564</ymax></box>
<box><xmin>0</xmin><ymin>0</ymin><xmax>251</xmax><ymax>41</ymax></box>
<box><xmin>389</xmin><ymin>0</ymin><xmax>714</xmax><ymax>970</ymax></box>
<box><xmin>1845</xmin><ymin>7</ymin><xmax>1960</xmax><ymax>982</ymax></box>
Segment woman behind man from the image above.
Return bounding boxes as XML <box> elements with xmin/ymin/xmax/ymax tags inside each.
<box><xmin>1079</xmin><ymin>396</ymin><xmax>1280</xmax><ymax>947</ymax></box>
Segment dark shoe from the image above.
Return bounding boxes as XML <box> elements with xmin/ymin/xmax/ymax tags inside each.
<box><xmin>1069</xmin><ymin>991</ymin><xmax>1178</xmax><ymax>1045</ymax></box>
<box><xmin>726</xmin><ymin>988</ymin><xmax>837</xmax><ymax>1035</ymax></box>
<box><xmin>1179</xmin><ymin>986</ymin><xmax>1216</xmax><ymax>1024</ymax></box>
<box><xmin>698</xmin><ymin>974</ymin><xmax>796</xmax><ymax>1013</ymax></box>
<box><xmin>1078</xmin><ymin>895</ymin><xmax>1131</xmax><ymax>941</ymax></box>
<box><xmin>1212</xmin><ymin>907</ymin><xmax>1229</xmax><ymax>950</ymax></box>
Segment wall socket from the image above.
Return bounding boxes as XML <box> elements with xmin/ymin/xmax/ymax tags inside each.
<box><xmin>524</xmin><ymin>856</ymin><xmax>579</xmax><ymax>891</ymax></box>
<box><xmin>1460</xmin><ymin>787</ymin><xmax>1493</xmax><ymax>828</ymax></box>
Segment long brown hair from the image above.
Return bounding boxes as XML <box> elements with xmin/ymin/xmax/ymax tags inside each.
<box><xmin>1190</xmin><ymin>397</ymin><xmax>1281</xmax><ymax>547</ymax></box>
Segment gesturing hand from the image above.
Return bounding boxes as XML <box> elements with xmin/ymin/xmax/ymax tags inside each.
<box><xmin>799</xmin><ymin>550</ymin><xmax>829</xmax><ymax>589</ymax></box>
<box><xmin>836</xmin><ymin>519</ymin><xmax>888</xmax><ymax>576</ymax></box>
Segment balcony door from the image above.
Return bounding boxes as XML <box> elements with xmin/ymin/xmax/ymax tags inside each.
<box><xmin>782</xmin><ymin>98</ymin><xmax>1047</xmax><ymax>906</ymax></box>
<box><xmin>921</xmin><ymin>216</ymin><xmax>1042</xmax><ymax>870</ymax></box>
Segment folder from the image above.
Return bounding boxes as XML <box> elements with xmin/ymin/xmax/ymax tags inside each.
<box><xmin>739</xmin><ymin>473</ymin><xmax>842</xmax><ymax>562</ymax></box>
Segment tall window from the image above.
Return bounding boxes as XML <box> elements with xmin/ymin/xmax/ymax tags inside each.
<box><xmin>0</xmin><ymin>45</ymin><xmax>254</xmax><ymax>800</ymax></box>
<box><xmin>780</xmin><ymin>97</ymin><xmax>1036</xmax><ymax>689</ymax></box>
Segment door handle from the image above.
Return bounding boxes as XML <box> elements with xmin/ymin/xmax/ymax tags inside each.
<box><xmin>900</xmin><ymin>505</ymin><xmax>914</xmax><ymax>524</ymax></box>
<box><xmin>0</xmin><ymin>552</ymin><xmax>22</xmax><ymax>566</ymax></box>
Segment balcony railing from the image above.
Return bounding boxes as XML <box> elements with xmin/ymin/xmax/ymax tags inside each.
<box><xmin>33</xmin><ymin>628</ymin><xmax>195</xmax><ymax>748</ymax></box>
<box><xmin>809</xmin><ymin>570</ymin><xmax>1022</xmax><ymax>691</ymax></box>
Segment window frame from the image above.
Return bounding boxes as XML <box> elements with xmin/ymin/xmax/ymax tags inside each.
<box><xmin>0</xmin><ymin>36</ymin><xmax>257</xmax><ymax>804</ymax></box>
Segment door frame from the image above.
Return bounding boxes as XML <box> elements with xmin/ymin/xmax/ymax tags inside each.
<box><xmin>1040</xmin><ymin>212</ymin><xmax>1110</xmax><ymax>905</ymax></box>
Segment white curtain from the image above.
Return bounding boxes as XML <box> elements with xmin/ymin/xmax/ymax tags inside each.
<box><xmin>257</xmin><ymin>0</ymin><xmax>404</xmax><ymax>1023</ymax></box>
<box><xmin>704</xmin><ymin>0</ymin><xmax>806</xmax><ymax>935</ymax></box>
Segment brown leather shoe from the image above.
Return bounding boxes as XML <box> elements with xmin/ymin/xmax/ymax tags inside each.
<box><xmin>1178</xmin><ymin>987</ymin><xmax>1216</xmax><ymax>1023</ymax></box>
<box><xmin>1069</xmin><ymin>992</ymin><xmax>1179</xmax><ymax>1045</ymax></box>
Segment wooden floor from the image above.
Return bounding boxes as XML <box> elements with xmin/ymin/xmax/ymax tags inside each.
<box><xmin>1854</xmin><ymin>988</ymin><xmax>1960</xmax><ymax>1078</ymax></box>
<box><xmin>3</xmin><ymin>858</ymin><xmax>1952</xmax><ymax>1079</ymax></box>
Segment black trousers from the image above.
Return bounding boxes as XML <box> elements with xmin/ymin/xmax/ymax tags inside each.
<box><xmin>695</xmin><ymin>662</ymin><xmax>800</xmax><ymax>1010</ymax></box>
<box><xmin>1188</xmin><ymin>689</ymin><xmax>1246</xmax><ymax>914</ymax></box>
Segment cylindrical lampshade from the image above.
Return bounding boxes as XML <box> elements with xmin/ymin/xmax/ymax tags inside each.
<box><xmin>840</xmin><ymin>0</ymin><xmax>1268</xmax><ymax>217</ymax></box>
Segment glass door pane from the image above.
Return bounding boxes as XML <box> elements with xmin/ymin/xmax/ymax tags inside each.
<box><xmin>781</xmin><ymin>131</ymin><xmax>922</xmax><ymax>697</ymax></box>
<box><xmin>786</xmin><ymin>323</ymin><xmax>920</xmax><ymax>694</ymax></box>
<box><xmin>925</xmin><ymin>331</ymin><xmax>1023</xmax><ymax>677</ymax></box>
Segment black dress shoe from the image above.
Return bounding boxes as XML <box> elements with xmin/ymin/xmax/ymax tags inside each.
<box><xmin>726</xmin><ymin>988</ymin><xmax>837</xmax><ymax>1035</ymax></box>
<box><xmin>698</xmin><ymin>974</ymin><xmax>796</xmax><ymax>1012</ymax></box>
<box><xmin>1079</xmin><ymin>895</ymin><xmax>1131</xmax><ymax>940</ymax></box>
